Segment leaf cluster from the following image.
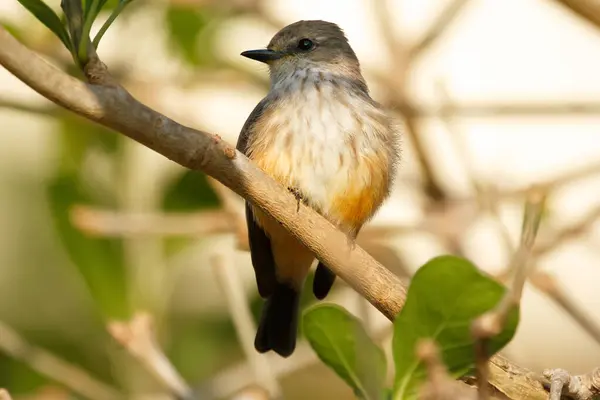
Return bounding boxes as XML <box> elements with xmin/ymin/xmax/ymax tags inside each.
<box><xmin>304</xmin><ymin>256</ymin><xmax>519</xmax><ymax>400</ymax></box>
<box><xmin>17</xmin><ymin>0</ymin><xmax>133</xmax><ymax>66</ymax></box>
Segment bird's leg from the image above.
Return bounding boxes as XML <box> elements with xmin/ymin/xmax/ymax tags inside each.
<box><xmin>287</xmin><ymin>186</ymin><xmax>305</xmax><ymax>212</ymax></box>
<box><xmin>345</xmin><ymin>230</ymin><xmax>358</xmax><ymax>251</ymax></box>
<box><xmin>346</xmin><ymin>235</ymin><xmax>356</xmax><ymax>251</ymax></box>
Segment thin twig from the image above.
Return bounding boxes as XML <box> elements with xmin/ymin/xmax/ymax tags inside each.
<box><xmin>530</xmin><ymin>271</ymin><xmax>600</xmax><ymax>347</ymax></box>
<box><xmin>409</xmin><ymin>0</ymin><xmax>472</xmax><ymax>58</ymax></box>
<box><xmin>211</xmin><ymin>253</ymin><xmax>282</xmax><ymax>399</ymax></box>
<box><xmin>70</xmin><ymin>205</ymin><xmax>233</xmax><ymax>237</ymax></box>
<box><xmin>534</xmin><ymin>203</ymin><xmax>600</xmax><ymax>256</ymax></box>
<box><xmin>550</xmin><ymin>0</ymin><xmax>600</xmax><ymax>30</ymax></box>
<box><xmin>471</xmin><ymin>188</ymin><xmax>546</xmax><ymax>399</ymax></box>
<box><xmin>0</xmin><ymin>321</ymin><xmax>122</xmax><ymax>400</ymax></box>
<box><xmin>206</xmin><ymin>177</ymin><xmax>248</xmax><ymax>250</ymax></box>
<box><xmin>543</xmin><ymin>368</ymin><xmax>600</xmax><ymax>400</ymax></box>
<box><xmin>108</xmin><ymin>313</ymin><xmax>193</xmax><ymax>399</ymax></box>
<box><xmin>435</xmin><ymin>82</ymin><xmax>516</xmax><ymax>256</ymax></box>
<box><xmin>418</xmin><ymin>340</ymin><xmax>478</xmax><ymax>400</ymax></box>
<box><xmin>548</xmin><ymin>369</ymin><xmax>570</xmax><ymax>400</ymax></box>
<box><xmin>372</xmin><ymin>0</ymin><xmax>447</xmax><ymax>201</ymax></box>
<box><xmin>0</xmin><ymin>98</ymin><xmax>57</xmax><ymax>115</ymax></box>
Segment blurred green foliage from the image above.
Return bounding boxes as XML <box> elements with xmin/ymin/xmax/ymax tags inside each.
<box><xmin>0</xmin><ymin>1</ymin><xmax>265</xmax><ymax>397</ymax></box>
<box><xmin>163</xmin><ymin>170</ymin><xmax>221</xmax><ymax>211</ymax></box>
<box><xmin>48</xmin><ymin>174</ymin><xmax>129</xmax><ymax>319</ymax></box>
<box><xmin>165</xmin><ymin>5</ymin><xmax>223</xmax><ymax>66</ymax></box>
<box><xmin>0</xmin><ymin>358</ymin><xmax>48</xmax><ymax>395</ymax></box>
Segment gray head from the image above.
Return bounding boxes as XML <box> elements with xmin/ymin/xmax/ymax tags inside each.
<box><xmin>241</xmin><ymin>20</ymin><xmax>363</xmax><ymax>83</ymax></box>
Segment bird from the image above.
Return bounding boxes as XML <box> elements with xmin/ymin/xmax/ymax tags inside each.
<box><xmin>237</xmin><ymin>20</ymin><xmax>401</xmax><ymax>358</ymax></box>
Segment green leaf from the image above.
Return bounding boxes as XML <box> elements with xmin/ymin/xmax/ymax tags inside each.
<box><xmin>392</xmin><ymin>256</ymin><xmax>519</xmax><ymax>400</ymax></box>
<box><xmin>16</xmin><ymin>0</ymin><xmax>72</xmax><ymax>50</ymax></box>
<box><xmin>304</xmin><ymin>304</ymin><xmax>387</xmax><ymax>400</ymax></box>
<box><xmin>47</xmin><ymin>174</ymin><xmax>129</xmax><ymax>319</ymax></box>
<box><xmin>93</xmin><ymin>0</ymin><xmax>132</xmax><ymax>48</ymax></box>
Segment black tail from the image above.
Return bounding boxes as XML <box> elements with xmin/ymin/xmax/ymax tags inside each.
<box><xmin>254</xmin><ymin>283</ymin><xmax>300</xmax><ymax>357</ymax></box>
<box><xmin>313</xmin><ymin>262</ymin><xmax>336</xmax><ymax>300</ymax></box>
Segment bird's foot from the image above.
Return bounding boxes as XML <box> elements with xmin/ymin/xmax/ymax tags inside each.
<box><xmin>346</xmin><ymin>236</ymin><xmax>357</xmax><ymax>251</ymax></box>
<box><xmin>288</xmin><ymin>187</ymin><xmax>305</xmax><ymax>212</ymax></box>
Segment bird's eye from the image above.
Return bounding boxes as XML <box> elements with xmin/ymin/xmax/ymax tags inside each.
<box><xmin>297</xmin><ymin>38</ymin><xmax>314</xmax><ymax>51</ymax></box>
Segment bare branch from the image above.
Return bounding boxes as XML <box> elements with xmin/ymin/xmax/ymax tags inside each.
<box><xmin>372</xmin><ymin>0</ymin><xmax>448</xmax><ymax>201</ymax></box>
<box><xmin>418</xmin><ymin>340</ymin><xmax>478</xmax><ymax>400</ymax></box>
<box><xmin>70</xmin><ymin>205</ymin><xmax>233</xmax><ymax>237</ymax></box>
<box><xmin>547</xmin><ymin>369</ymin><xmax>570</xmax><ymax>400</ymax></box>
<box><xmin>0</xmin><ymin>389</ymin><xmax>13</xmax><ymax>400</ymax></box>
<box><xmin>230</xmin><ymin>386</ymin><xmax>271</xmax><ymax>400</ymax></box>
<box><xmin>471</xmin><ymin>188</ymin><xmax>546</xmax><ymax>399</ymax></box>
<box><xmin>206</xmin><ymin>177</ymin><xmax>249</xmax><ymax>250</ymax></box>
<box><xmin>204</xmin><ymin>341</ymin><xmax>316</xmax><ymax>398</ymax></box>
<box><xmin>0</xmin><ymin>320</ymin><xmax>122</xmax><ymax>400</ymax></box>
<box><xmin>488</xmin><ymin>355</ymin><xmax>547</xmax><ymax>400</ymax></box>
<box><xmin>534</xmin><ymin>202</ymin><xmax>600</xmax><ymax>256</ymax></box>
<box><xmin>429</xmin><ymin>101</ymin><xmax>600</xmax><ymax>117</ymax></box>
<box><xmin>409</xmin><ymin>0</ymin><xmax>472</xmax><ymax>58</ymax></box>
<box><xmin>434</xmin><ymin>82</ymin><xmax>515</xmax><ymax>256</ymax></box>
<box><xmin>0</xmin><ymin>97</ymin><xmax>57</xmax><ymax>116</ymax></box>
<box><xmin>550</xmin><ymin>0</ymin><xmax>600</xmax><ymax>30</ymax></box>
<box><xmin>108</xmin><ymin>313</ymin><xmax>192</xmax><ymax>399</ymax></box>
<box><xmin>0</xmin><ymin>26</ymin><xmax>549</xmax><ymax>399</ymax></box>
<box><xmin>543</xmin><ymin>368</ymin><xmax>600</xmax><ymax>400</ymax></box>
<box><xmin>473</xmin><ymin>187</ymin><xmax>546</xmax><ymax>335</ymax></box>
<box><xmin>530</xmin><ymin>271</ymin><xmax>600</xmax><ymax>346</ymax></box>
<box><xmin>211</xmin><ymin>253</ymin><xmax>282</xmax><ymax>399</ymax></box>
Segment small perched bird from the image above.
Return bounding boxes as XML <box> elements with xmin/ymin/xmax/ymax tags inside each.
<box><xmin>237</xmin><ymin>20</ymin><xmax>400</xmax><ymax>357</ymax></box>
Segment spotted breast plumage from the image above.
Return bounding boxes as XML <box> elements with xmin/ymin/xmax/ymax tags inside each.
<box><xmin>237</xmin><ymin>20</ymin><xmax>400</xmax><ymax>357</ymax></box>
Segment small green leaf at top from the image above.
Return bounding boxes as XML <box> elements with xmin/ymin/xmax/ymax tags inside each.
<box><xmin>304</xmin><ymin>304</ymin><xmax>387</xmax><ymax>400</ymax></box>
<box><xmin>16</xmin><ymin>0</ymin><xmax>72</xmax><ymax>50</ymax></box>
<box><xmin>393</xmin><ymin>255</ymin><xmax>519</xmax><ymax>400</ymax></box>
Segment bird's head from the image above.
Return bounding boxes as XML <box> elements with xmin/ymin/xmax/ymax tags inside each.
<box><xmin>241</xmin><ymin>20</ymin><xmax>362</xmax><ymax>84</ymax></box>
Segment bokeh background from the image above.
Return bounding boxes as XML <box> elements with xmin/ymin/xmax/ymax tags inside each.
<box><xmin>2</xmin><ymin>0</ymin><xmax>600</xmax><ymax>398</ymax></box>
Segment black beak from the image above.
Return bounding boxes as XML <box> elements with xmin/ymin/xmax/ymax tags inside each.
<box><xmin>241</xmin><ymin>49</ymin><xmax>283</xmax><ymax>63</ymax></box>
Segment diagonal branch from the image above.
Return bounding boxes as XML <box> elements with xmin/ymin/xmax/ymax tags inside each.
<box><xmin>550</xmin><ymin>0</ymin><xmax>600</xmax><ymax>30</ymax></box>
<box><xmin>0</xmin><ymin>26</ymin><xmax>548</xmax><ymax>399</ymax></box>
<box><xmin>0</xmin><ymin>320</ymin><xmax>121</xmax><ymax>400</ymax></box>
<box><xmin>409</xmin><ymin>0</ymin><xmax>472</xmax><ymax>58</ymax></box>
<box><xmin>0</xmin><ymin>25</ymin><xmax>405</xmax><ymax>322</ymax></box>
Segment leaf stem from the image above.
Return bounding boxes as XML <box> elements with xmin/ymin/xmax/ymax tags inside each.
<box><xmin>93</xmin><ymin>0</ymin><xmax>131</xmax><ymax>48</ymax></box>
<box><xmin>78</xmin><ymin>0</ymin><xmax>99</xmax><ymax>63</ymax></box>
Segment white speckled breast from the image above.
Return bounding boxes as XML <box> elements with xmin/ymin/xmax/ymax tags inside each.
<box><xmin>247</xmin><ymin>67</ymin><xmax>394</xmax><ymax>230</ymax></box>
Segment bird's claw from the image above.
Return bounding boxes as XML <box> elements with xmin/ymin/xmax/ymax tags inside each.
<box><xmin>288</xmin><ymin>187</ymin><xmax>305</xmax><ymax>212</ymax></box>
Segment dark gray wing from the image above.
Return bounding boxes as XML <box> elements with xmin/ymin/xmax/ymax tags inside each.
<box><xmin>237</xmin><ymin>99</ymin><xmax>277</xmax><ymax>299</ymax></box>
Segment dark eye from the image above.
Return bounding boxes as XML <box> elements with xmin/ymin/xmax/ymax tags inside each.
<box><xmin>297</xmin><ymin>38</ymin><xmax>314</xmax><ymax>51</ymax></box>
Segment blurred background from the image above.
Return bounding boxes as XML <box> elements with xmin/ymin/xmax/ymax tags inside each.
<box><xmin>2</xmin><ymin>0</ymin><xmax>600</xmax><ymax>398</ymax></box>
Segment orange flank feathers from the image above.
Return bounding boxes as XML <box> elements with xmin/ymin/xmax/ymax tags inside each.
<box><xmin>329</xmin><ymin>152</ymin><xmax>389</xmax><ymax>231</ymax></box>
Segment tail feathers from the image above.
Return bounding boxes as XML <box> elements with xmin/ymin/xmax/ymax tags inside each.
<box><xmin>254</xmin><ymin>283</ymin><xmax>300</xmax><ymax>357</ymax></box>
<box><xmin>313</xmin><ymin>262</ymin><xmax>336</xmax><ymax>300</ymax></box>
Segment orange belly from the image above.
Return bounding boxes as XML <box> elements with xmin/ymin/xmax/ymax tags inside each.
<box><xmin>252</xmin><ymin>148</ymin><xmax>389</xmax><ymax>236</ymax></box>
